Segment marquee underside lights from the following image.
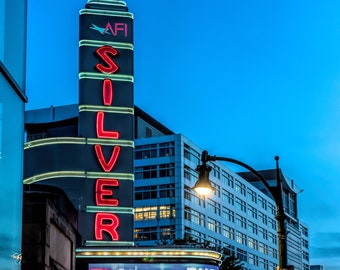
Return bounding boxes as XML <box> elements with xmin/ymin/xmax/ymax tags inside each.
<box><xmin>75</xmin><ymin>248</ymin><xmax>222</xmax><ymax>260</ymax></box>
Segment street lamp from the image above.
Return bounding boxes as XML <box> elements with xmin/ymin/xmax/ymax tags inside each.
<box><xmin>193</xmin><ymin>150</ymin><xmax>288</xmax><ymax>270</ymax></box>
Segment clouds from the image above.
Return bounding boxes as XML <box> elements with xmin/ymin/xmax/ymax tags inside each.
<box><xmin>310</xmin><ymin>232</ymin><xmax>340</xmax><ymax>268</ymax></box>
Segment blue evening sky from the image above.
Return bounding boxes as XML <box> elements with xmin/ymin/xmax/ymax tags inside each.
<box><xmin>26</xmin><ymin>0</ymin><xmax>340</xmax><ymax>268</ymax></box>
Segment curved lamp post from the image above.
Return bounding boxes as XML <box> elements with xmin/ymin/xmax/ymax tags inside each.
<box><xmin>193</xmin><ymin>150</ymin><xmax>287</xmax><ymax>270</ymax></box>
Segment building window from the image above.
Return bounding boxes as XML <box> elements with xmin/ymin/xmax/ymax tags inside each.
<box><xmin>159</xmin><ymin>163</ymin><xmax>175</xmax><ymax>177</ymax></box>
<box><xmin>134</xmin><ymin>227</ymin><xmax>158</xmax><ymax>241</ymax></box>
<box><xmin>259</xmin><ymin>242</ymin><xmax>268</xmax><ymax>255</ymax></box>
<box><xmin>236</xmin><ymin>231</ymin><xmax>247</xmax><ymax>245</ymax></box>
<box><xmin>259</xmin><ymin>226</ymin><xmax>268</xmax><ymax>240</ymax></box>
<box><xmin>259</xmin><ymin>257</ymin><xmax>269</xmax><ymax>270</ymax></box>
<box><xmin>135</xmin><ymin>142</ymin><xmax>175</xmax><ymax>159</ymax></box>
<box><xmin>211</xmin><ymin>163</ymin><xmax>220</xmax><ymax>179</ymax></box>
<box><xmin>247</xmin><ymin>188</ymin><xmax>257</xmax><ymax>203</ymax></box>
<box><xmin>185</xmin><ymin>207</ymin><xmax>205</xmax><ymax>227</ymax></box>
<box><xmin>184</xmin><ymin>144</ymin><xmax>200</xmax><ymax>165</ymax></box>
<box><xmin>268</xmin><ymin>246</ymin><xmax>277</xmax><ymax>259</ymax></box>
<box><xmin>268</xmin><ymin>202</ymin><xmax>276</xmax><ymax>215</ymax></box>
<box><xmin>207</xmin><ymin>236</ymin><xmax>221</xmax><ymax>248</ymax></box>
<box><xmin>185</xmin><ymin>227</ymin><xmax>206</xmax><ymax>242</ymax></box>
<box><xmin>248</xmin><ymin>253</ymin><xmax>259</xmax><ymax>266</ymax></box>
<box><xmin>236</xmin><ymin>214</ymin><xmax>247</xmax><ymax>229</ymax></box>
<box><xmin>160</xmin><ymin>226</ymin><xmax>176</xmax><ymax>241</ymax></box>
<box><xmin>222</xmin><ymin>225</ymin><xmax>235</xmax><ymax>240</ymax></box>
<box><xmin>135</xmin><ymin>163</ymin><xmax>175</xmax><ymax>180</ymax></box>
<box><xmin>235</xmin><ymin>180</ymin><xmax>246</xmax><ymax>196</ymax></box>
<box><xmin>222</xmin><ymin>189</ymin><xmax>234</xmax><ymax>205</ymax></box>
<box><xmin>211</xmin><ymin>182</ymin><xmax>221</xmax><ymax>197</ymax></box>
<box><xmin>159</xmin><ymin>184</ymin><xmax>175</xmax><ymax>198</ymax></box>
<box><xmin>268</xmin><ymin>232</ymin><xmax>277</xmax><ymax>245</ymax></box>
<box><xmin>207</xmin><ymin>199</ymin><xmax>221</xmax><ymax>215</ymax></box>
<box><xmin>208</xmin><ymin>217</ymin><xmax>221</xmax><ymax>233</ymax></box>
<box><xmin>258</xmin><ymin>195</ymin><xmax>267</xmax><ymax>210</ymax></box>
<box><xmin>247</xmin><ymin>204</ymin><xmax>257</xmax><ymax>219</ymax></box>
<box><xmin>135</xmin><ymin>185</ymin><xmax>157</xmax><ymax>200</ymax></box>
<box><xmin>135</xmin><ymin>206</ymin><xmax>158</xmax><ymax>221</ymax></box>
<box><xmin>221</xmin><ymin>170</ymin><xmax>234</xmax><ymax>188</ymax></box>
<box><xmin>159</xmin><ymin>142</ymin><xmax>174</xmax><ymax>157</ymax></box>
<box><xmin>135</xmin><ymin>144</ymin><xmax>157</xmax><ymax>159</ymax></box>
<box><xmin>248</xmin><ymin>220</ymin><xmax>258</xmax><ymax>234</ymax></box>
<box><xmin>159</xmin><ymin>205</ymin><xmax>175</xmax><ymax>219</ymax></box>
<box><xmin>236</xmin><ymin>248</ymin><xmax>247</xmax><ymax>262</ymax></box>
<box><xmin>268</xmin><ymin>217</ymin><xmax>277</xmax><ymax>230</ymax></box>
<box><xmin>184</xmin><ymin>165</ymin><xmax>198</xmax><ymax>182</ymax></box>
<box><xmin>235</xmin><ymin>197</ymin><xmax>246</xmax><ymax>212</ymax></box>
<box><xmin>222</xmin><ymin>207</ymin><xmax>234</xmax><ymax>223</ymax></box>
<box><xmin>248</xmin><ymin>237</ymin><xmax>258</xmax><ymax>250</ymax></box>
<box><xmin>258</xmin><ymin>211</ymin><xmax>268</xmax><ymax>225</ymax></box>
<box><xmin>135</xmin><ymin>165</ymin><xmax>157</xmax><ymax>179</ymax></box>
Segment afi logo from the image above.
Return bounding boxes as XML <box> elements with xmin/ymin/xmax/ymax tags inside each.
<box><xmin>90</xmin><ymin>22</ymin><xmax>128</xmax><ymax>37</ymax></box>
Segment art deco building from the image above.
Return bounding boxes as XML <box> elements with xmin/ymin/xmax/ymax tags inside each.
<box><xmin>0</xmin><ymin>0</ymin><xmax>27</xmax><ymax>268</ymax></box>
<box><xmin>25</xmin><ymin>104</ymin><xmax>310</xmax><ymax>270</ymax></box>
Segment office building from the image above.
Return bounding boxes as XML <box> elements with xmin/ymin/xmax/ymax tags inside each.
<box><xmin>0</xmin><ymin>0</ymin><xmax>27</xmax><ymax>268</ymax></box>
<box><xmin>25</xmin><ymin>104</ymin><xmax>310</xmax><ymax>270</ymax></box>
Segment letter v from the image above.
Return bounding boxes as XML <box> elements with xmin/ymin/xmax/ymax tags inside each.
<box><xmin>95</xmin><ymin>145</ymin><xmax>121</xmax><ymax>172</ymax></box>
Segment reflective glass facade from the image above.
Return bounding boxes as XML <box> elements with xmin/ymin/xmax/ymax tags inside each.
<box><xmin>0</xmin><ymin>0</ymin><xmax>27</xmax><ymax>268</ymax></box>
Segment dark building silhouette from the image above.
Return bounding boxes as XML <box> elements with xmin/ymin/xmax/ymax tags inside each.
<box><xmin>22</xmin><ymin>184</ymin><xmax>80</xmax><ymax>270</ymax></box>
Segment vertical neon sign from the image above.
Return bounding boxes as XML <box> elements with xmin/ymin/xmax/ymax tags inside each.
<box><xmin>78</xmin><ymin>0</ymin><xmax>134</xmax><ymax>246</ymax></box>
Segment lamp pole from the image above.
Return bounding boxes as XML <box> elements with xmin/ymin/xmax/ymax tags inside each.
<box><xmin>193</xmin><ymin>150</ymin><xmax>287</xmax><ymax>270</ymax></box>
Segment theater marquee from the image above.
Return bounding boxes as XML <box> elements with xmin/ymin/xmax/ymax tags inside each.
<box><xmin>78</xmin><ymin>0</ymin><xmax>134</xmax><ymax>246</ymax></box>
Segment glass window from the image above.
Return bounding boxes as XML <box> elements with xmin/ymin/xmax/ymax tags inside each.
<box><xmin>236</xmin><ymin>248</ymin><xmax>247</xmax><ymax>261</ymax></box>
<box><xmin>247</xmin><ymin>188</ymin><xmax>257</xmax><ymax>203</ymax></box>
<box><xmin>222</xmin><ymin>189</ymin><xmax>234</xmax><ymax>205</ymax></box>
<box><xmin>236</xmin><ymin>214</ymin><xmax>247</xmax><ymax>229</ymax></box>
<box><xmin>235</xmin><ymin>197</ymin><xmax>246</xmax><ymax>212</ymax></box>
<box><xmin>159</xmin><ymin>163</ymin><xmax>174</xmax><ymax>177</ymax></box>
<box><xmin>236</xmin><ymin>231</ymin><xmax>247</xmax><ymax>245</ymax></box>
<box><xmin>159</xmin><ymin>142</ymin><xmax>174</xmax><ymax>157</ymax></box>
<box><xmin>235</xmin><ymin>180</ymin><xmax>246</xmax><ymax>196</ymax></box>
<box><xmin>222</xmin><ymin>225</ymin><xmax>235</xmax><ymax>240</ymax></box>
<box><xmin>222</xmin><ymin>207</ymin><xmax>234</xmax><ymax>223</ymax></box>
<box><xmin>135</xmin><ymin>206</ymin><xmax>158</xmax><ymax>221</ymax></box>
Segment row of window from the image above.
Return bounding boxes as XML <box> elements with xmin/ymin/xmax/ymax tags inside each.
<box><xmin>134</xmin><ymin>225</ymin><xmax>175</xmax><ymax>242</ymax></box>
<box><xmin>135</xmin><ymin>142</ymin><xmax>175</xmax><ymax>159</ymax></box>
<box><xmin>135</xmin><ymin>205</ymin><xmax>175</xmax><ymax>221</ymax></box>
<box><xmin>183</xmin><ymin>206</ymin><xmax>278</xmax><ymax>246</ymax></box>
<box><xmin>135</xmin><ymin>184</ymin><xmax>175</xmax><ymax>200</ymax></box>
<box><xmin>184</xmin><ymin>185</ymin><xmax>277</xmax><ymax>229</ymax></box>
<box><xmin>135</xmin><ymin>163</ymin><xmax>175</xmax><ymax>179</ymax></box>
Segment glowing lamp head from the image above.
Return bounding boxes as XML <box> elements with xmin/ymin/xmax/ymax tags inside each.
<box><xmin>193</xmin><ymin>163</ymin><xmax>214</xmax><ymax>196</ymax></box>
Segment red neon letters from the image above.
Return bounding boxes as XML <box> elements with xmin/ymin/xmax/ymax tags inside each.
<box><xmin>94</xmin><ymin>45</ymin><xmax>121</xmax><ymax>241</ymax></box>
<box><xmin>96</xmin><ymin>46</ymin><xmax>119</xmax><ymax>74</ymax></box>
<box><xmin>96</xmin><ymin>178</ymin><xmax>119</xmax><ymax>206</ymax></box>
<box><xmin>95</xmin><ymin>213</ymin><xmax>120</xmax><ymax>240</ymax></box>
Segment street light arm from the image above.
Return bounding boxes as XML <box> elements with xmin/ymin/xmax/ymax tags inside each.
<box><xmin>197</xmin><ymin>150</ymin><xmax>287</xmax><ymax>269</ymax></box>
<box><xmin>203</xmin><ymin>151</ymin><xmax>275</xmax><ymax>201</ymax></box>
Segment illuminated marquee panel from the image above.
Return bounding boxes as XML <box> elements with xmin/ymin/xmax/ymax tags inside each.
<box><xmin>24</xmin><ymin>143</ymin><xmax>133</xmax><ymax>177</ymax></box>
<box><xmin>79</xmin><ymin>80</ymin><xmax>133</xmax><ymax>107</ymax></box>
<box><xmin>79</xmin><ymin>46</ymin><xmax>133</xmax><ymax>75</ymax></box>
<box><xmin>79</xmin><ymin>13</ymin><xmax>132</xmax><ymax>43</ymax></box>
